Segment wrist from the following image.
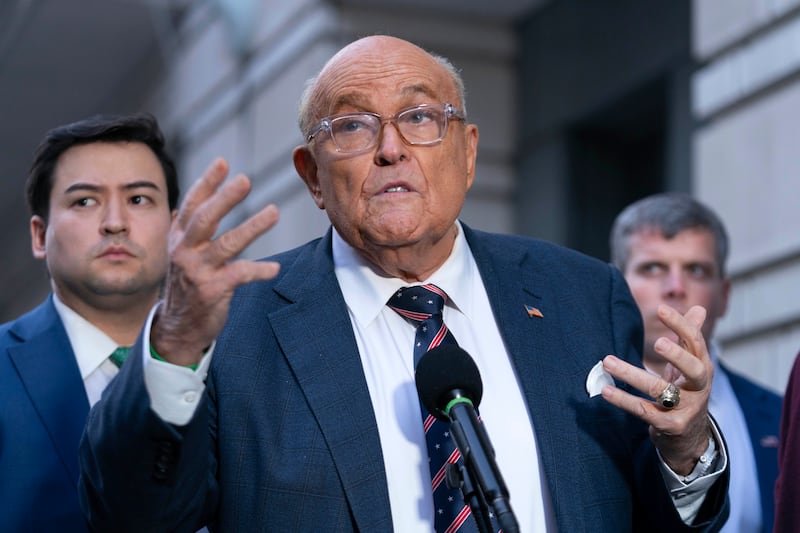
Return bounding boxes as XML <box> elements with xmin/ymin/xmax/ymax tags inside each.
<box><xmin>151</xmin><ymin>313</ymin><xmax>207</xmax><ymax>367</ymax></box>
<box><xmin>680</xmin><ymin>435</ymin><xmax>718</xmax><ymax>484</ymax></box>
<box><xmin>149</xmin><ymin>343</ymin><xmax>199</xmax><ymax>371</ymax></box>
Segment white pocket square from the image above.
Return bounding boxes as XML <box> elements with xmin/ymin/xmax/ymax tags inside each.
<box><xmin>586</xmin><ymin>361</ymin><xmax>614</xmax><ymax>397</ymax></box>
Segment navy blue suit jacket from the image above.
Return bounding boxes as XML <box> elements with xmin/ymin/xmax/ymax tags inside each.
<box><xmin>0</xmin><ymin>297</ymin><xmax>90</xmax><ymax>532</ymax></box>
<box><xmin>719</xmin><ymin>363</ymin><xmax>782</xmax><ymax>533</ymax></box>
<box><xmin>80</xmin><ymin>226</ymin><xmax>728</xmax><ymax>532</ymax></box>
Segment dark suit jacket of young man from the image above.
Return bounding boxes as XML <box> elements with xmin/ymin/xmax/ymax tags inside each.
<box><xmin>79</xmin><ymin>224</ymin><xmax>729</xmax><ymax>532</ymax></box>
<box><xmin>0</xmin><ymin>297</ymin><xmax>90</xmax><ymax>532</ymax></box>
<box><xmin>719</xmin><ymin>362</ymin><xmax>782</xmax><ymax>533</ymax></box>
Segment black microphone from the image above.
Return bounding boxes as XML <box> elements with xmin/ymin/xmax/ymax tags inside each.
<box><xmin>415</xmin><ymin>345</ymin><xmax>519</xmax><ymax>533</ymax></box>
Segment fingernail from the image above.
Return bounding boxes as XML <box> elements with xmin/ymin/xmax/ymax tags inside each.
<box><xmin>603</xmin><ymin>355</ymin><xmax>618</xmax><ymax>370</ymax></box>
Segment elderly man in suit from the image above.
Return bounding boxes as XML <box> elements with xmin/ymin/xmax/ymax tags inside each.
<box><xmin>0</xmin><ymin>114</ymin><xmax>179</xmax><ymax>531</ymax></box>
<box><xmin>610</xmin><ymin>192</ymin><xmax>782</xmax><ymax>533</ymax></box>
<box><xmin>79</xmin><ymin>36</ymin><xmax>729</xmax><ymax>532</ymax></box>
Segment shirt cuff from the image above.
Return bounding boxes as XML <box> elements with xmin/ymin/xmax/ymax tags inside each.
<box><xmin>658</xmin><ymin>415</ymin><xmax>728</xmax><ymax>523</ymax></box>
<box><xmin>141</xmin><ymin>302</ymin><xmax>215</xmax><ymax>426</ymax></box>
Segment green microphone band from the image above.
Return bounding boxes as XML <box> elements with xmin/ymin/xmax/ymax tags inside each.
<box><xmin>444</xmin><ymin>396</ymin><xmax>474</xmax><ymax>416</ymax></box>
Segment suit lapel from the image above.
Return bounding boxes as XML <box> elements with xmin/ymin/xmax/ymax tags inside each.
<box><xmin>722</xmin><ymin>364</ymin><xmax>781</xmax><ymax>447</ymax></box>
<box><xmin>7</xmin><ymin>299</ymin><xmax>89</xmax><ymax>484</ymax></box>
<box><xmin>268</xmin><ymin>233</ymin><xmax>393</xmax><ymax>530</ymax></box>
<box><xmin>464</xmin><ymin>226</ymin><xmax>588</xmax><ymax>528</ymax></box>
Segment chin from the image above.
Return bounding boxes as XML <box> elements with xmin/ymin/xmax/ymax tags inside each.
<box><xmin>90</xmin><ymin>271</ymin><xmax>153</xmax><ymax>295</ymax></box>
<box><xmin>365</xmin><ymin>222</ymin><xmax>422</xmax><ymax>245</ymax></box>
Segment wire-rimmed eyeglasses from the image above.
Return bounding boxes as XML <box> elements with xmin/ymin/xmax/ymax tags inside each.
<box><xmin>306</xmin><ymin>103</ymin><xmax>466</xmax><ymax>153</ymax></box>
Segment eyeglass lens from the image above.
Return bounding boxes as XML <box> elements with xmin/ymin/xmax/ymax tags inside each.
<box><xmin>330</xmin><ymin>106</ymin><xmax>447</xmax><ymax>152</ymax></box>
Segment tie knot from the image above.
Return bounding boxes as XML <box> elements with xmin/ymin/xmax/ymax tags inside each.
<box><xmin>388</xmin><ymin>284</ymin><xmax>448</xmax><ymax>324</ymax></box>
<box><xmin>109</xmin><ymin>346</ymin><xmax>131</xmax><ymax>368</ymax></box>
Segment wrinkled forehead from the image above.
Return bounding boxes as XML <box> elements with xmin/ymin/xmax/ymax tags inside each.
<box><xmin>312</xmin><ymin>37</ymin><xmax>457</xmax><ymax>115</ymax></box>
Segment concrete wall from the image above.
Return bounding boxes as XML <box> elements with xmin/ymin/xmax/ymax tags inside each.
<box><xmin>693</xmin><ymin>0</ymin><xmax>800</xmax><ymax>393</ymax></box>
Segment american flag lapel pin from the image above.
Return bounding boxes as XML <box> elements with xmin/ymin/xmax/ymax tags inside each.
<box><xmin>525</xmin><ymin>304</ymin><xmax>543</xmax><ymax>318</ymax></box>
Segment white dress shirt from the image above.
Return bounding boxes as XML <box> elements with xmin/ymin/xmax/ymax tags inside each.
<box><xmin>332</xmin><ymin>223</ymin><xmax>552</xmax><ymax>532</ymax></box>
<box><xmin>53</xmin><ymin>295</ymin><xmax>120</xmax><ymax>407</ymax></box>
<box><xmin>708</xmin><ymin>342</ymin><xmax>762</xmax><ymax>533</ymax></box>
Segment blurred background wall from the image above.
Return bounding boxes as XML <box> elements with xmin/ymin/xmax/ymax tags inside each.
<box><xmin>1</xmin><ymin>0</ymin><xmax>798</xmax><ymax>393</ymax></box>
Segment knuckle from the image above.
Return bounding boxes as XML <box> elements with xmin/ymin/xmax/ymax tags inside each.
<box><xmin>216</xmin><ymin>231</ymin><xmax>242</xmax><ymax>258</ymax></box>
<box><xmin>649</xmin><ymin>380</ymin><xmax>667</xmax><ymax>398</ymax></box>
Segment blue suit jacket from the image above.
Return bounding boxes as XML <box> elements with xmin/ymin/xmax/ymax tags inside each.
<box><xmin>719</xmin><ymin>363</ymin><xmax>782</xmax><ymax>533</ymax></box>
<box><xmin>80</xmin><ymin>226</ymin><xmax>728</xmax><ymax>532</ymax></box>
<box><xmin>0</xmin><ymin>297</ymin><xmax>90</xmax><ymax>532</ymax></box>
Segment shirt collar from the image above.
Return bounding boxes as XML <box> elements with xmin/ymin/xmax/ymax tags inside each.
<box><xmin>333</xmin><ymin>221</ymin><xmax>474</xmax><ymax>328</ymax></box>
<box><xmin>708</xmin><ymin>339</ymin><xmax>720</xmax><ymax>363</ymax></box>
<box><xmin>52</xmin><ymin>294</ymin><xmax>118</xmax><ymax>379</ymax></box>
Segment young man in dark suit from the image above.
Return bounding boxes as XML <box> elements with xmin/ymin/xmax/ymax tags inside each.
<box><xmin>0</xmin><ymin>113</ymin><xmax>178</xmax><ymax>531</ymax></box>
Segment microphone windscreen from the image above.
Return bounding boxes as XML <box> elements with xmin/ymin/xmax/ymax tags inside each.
<box><xmin>415</xmin><ymin>345</ymin><xmax>483</xmax><ymax>420</ymax></box>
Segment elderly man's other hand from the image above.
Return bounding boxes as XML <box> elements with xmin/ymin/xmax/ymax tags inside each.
<box><xmin>600</xmin><ymin>304</ymin><xmax>714</xmax><ymax>476</ymax></box>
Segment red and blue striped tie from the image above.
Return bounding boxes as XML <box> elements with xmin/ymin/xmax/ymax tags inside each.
<box><xmin>389</xmin><ymin>284</ymin><xmax>481</xmax><ymax>533</ymax></box>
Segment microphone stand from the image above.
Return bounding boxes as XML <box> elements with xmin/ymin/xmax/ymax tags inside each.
<box><xmin>448</xmin><ymin>401</ymin><xmax>520</xmax><ymax>533</ymax></box>
<box><xmin>447</xmin><ymin>462</ymin><xmax>494</xmax><ymax>533</ymax></box>
<box><xmin>414</xmin><ymin>346</ymin><xmax>519</xmax><ymax>533</ymax></box>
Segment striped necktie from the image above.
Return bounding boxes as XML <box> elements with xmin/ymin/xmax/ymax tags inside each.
<box><xmin>389</xmin><ymin>284</ymin><xmax>480</xmax><ymax>533</ymax></box>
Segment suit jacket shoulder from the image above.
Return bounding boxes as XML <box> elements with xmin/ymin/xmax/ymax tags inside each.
<box><xmin>0</xmin><ymin>296</ymin><xmax>90</xmax><ymax>532</ymax></box>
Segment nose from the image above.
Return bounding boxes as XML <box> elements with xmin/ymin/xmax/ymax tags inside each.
<box><xmin>101</xmin><ymin>199</ymin><xmax>129</xmax><ymax>235</ymax></box>
<box><xmin>374</xmin><ymin>121</ymin><xmax>408</xmax><ymax>166</ymax></box>
<box><xmin>662</xmin><ymin>268</ymin><xmax>686</xmax><ymax>299</ymax></box>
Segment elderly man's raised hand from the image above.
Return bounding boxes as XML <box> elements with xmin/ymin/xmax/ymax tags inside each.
<box><xmin>600</xmin><ymin>304</ymin><xmax>715</xmax><ymax>476</ymax></box>
<box><xmin>152</xmin><ymin>158</ymin><xmax>281</xmax><ymax>367</ymax></box>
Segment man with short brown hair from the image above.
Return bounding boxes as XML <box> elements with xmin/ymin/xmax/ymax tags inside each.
<box><xmin>0</xmin><ymin>113</ymin><xmax>178</xmax><ymax>531</ymax></box>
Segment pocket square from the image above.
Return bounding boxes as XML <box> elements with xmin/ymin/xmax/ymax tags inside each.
<box><xmin>586</xmin><ymin>361</ymin><xmax>614</xmax><ymax>397</ymax></box>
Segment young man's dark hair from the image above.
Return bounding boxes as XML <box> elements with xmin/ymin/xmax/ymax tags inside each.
<box><xmin>26</xmin><ymin>113</ymin><xmax>179</xmax><ymax>221</ymax></box>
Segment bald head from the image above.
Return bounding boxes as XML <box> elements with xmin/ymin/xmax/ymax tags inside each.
<box><xmin>297</xmin><ymin>35</ymin><xmax>466</xmax><ymax>137</ymax></box>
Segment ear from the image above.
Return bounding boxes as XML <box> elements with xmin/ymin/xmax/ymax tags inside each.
<box><xmin>30</xmin><ymin>215</ymin><xmax>47</xmax><ymax>260</ymax></box>
<box><xmin>463</xmin><ymin>123</ymin><xmax>479</xmax><ymax>191</ymax></box>
<box><xmin>293</xmin><ymin>145</ymin><xmax>325</xmax><ymax>210</ymax></box>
